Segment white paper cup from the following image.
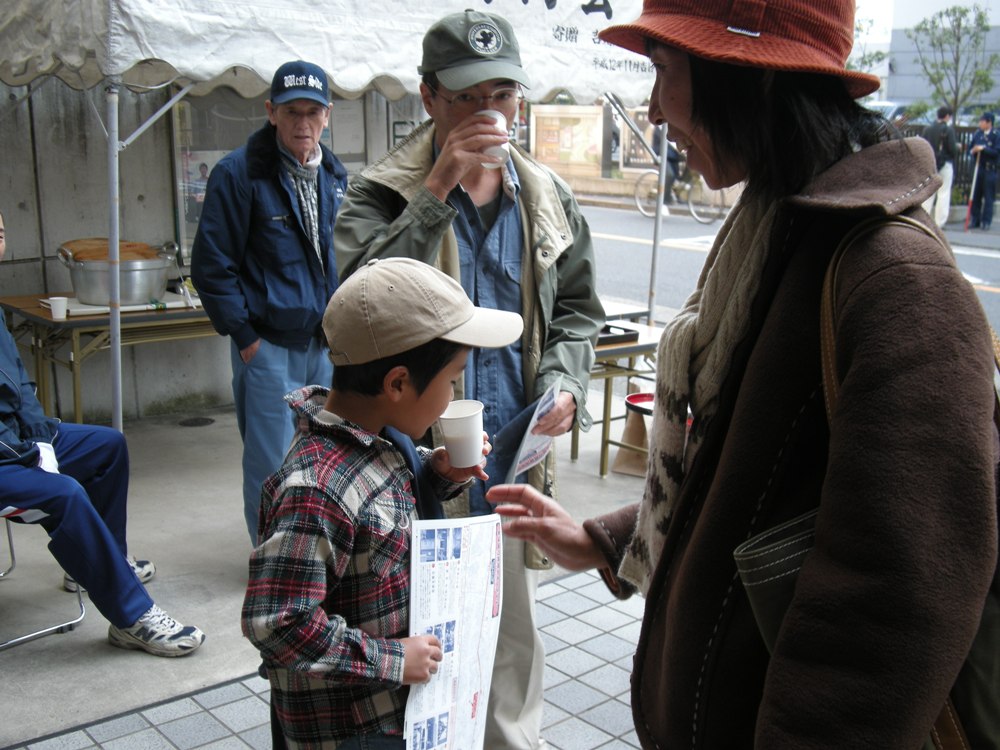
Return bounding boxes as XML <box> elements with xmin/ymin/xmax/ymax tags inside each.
<box><xmin>476</xmin><ymin>109</ymin><xmax>509</xmax><ymax>169</ymax></box>
<box><xmin>438</xmin><ymin>399</ymin><xmax>485</xmax><ymax>468</ymax></box>
<box><xmin>48</xmin><ymin>296</ymin><xmax>68</xmax><ymax>320</ymax></box>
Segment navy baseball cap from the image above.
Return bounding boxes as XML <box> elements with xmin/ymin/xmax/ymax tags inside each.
<box><xmin>270</xmin><ymin>61</ymin><xmax>329</xmax><ymax>106</ymax></box>
<box><xmin>981</xmin><ymin>112</ymin><xmax>995</xmax><ymax>124</ymax></box>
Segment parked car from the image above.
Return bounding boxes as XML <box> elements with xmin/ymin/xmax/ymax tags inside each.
<box><xmin>866</xmin><ymin>100</ymin><xmax>910</xmax><ymax>123</ymax></box>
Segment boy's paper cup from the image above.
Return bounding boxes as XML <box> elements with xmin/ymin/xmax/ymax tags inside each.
<box><xmin>48</xmin><ymin>296</ymin><xmax>68</xmax><ymax>320</ymax></box>
<box><xmin>438</xmin><ymin>399</ymin><xmax>485</xmax><ymax>468</ymax></box>
<box><xmin>476</xmin><ymin>109</ymin><xmax>509</xmax><ymax>169</ymax></box>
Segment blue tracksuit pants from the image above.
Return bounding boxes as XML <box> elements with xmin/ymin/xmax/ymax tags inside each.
<box><xmin>0</xmin><ymin>423</ymin><xmax>152</xmax><ymax>628</ymax></box>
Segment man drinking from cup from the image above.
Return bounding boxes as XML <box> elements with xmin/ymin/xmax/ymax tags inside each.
<box><xmin>333</xmin><ymin>10</ymin><xmax>604</xmax><ymax>749</ymax></box>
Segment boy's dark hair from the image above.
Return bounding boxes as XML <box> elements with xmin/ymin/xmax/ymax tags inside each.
<box><xmin>938</xmin><ymin>106</ymin><xmax>953</xmax><ymax>120</ymax></box>
<box><xmin>686</xmin><ymin>55</ymin><xmax>892</xmax><ymax>205</ymax></box>
<box><xmin>332</xmin><ymin>337</ymin><xmax>467</xmax><ymax>396</ymax></box>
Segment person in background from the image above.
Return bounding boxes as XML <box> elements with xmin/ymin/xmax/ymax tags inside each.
<box><xmin>0</xmin><ymin>209</ymin><xmax>205</xmax><ymax>658</ymax></box>
<box><xmin>487</xmin><ymin>0</ymin><xmax>998</xmax><ymax>747</ymax></box>
<box><xmin>968</xmin><ymin>111</ymin><xmax>999</xmax><ymax>230</ymax></box>
<box><xmin>920</xmin><ymin>105</ymin><xmax>957</xmax><ymax>228</ymax></box>
<box><xmin>651</xmin><ymin>122</ymin><xmax>681</xmax><ymax>204</ymax></box>
<box><xmin>191</xmin><ymin>60</ymin><xmax>348</xmax><ymax>543</ymax></box>
<box><xmin>242</xmin><ymin>257</ymin><xmax>523</xmax><ymax>749</ymax></box>
<box><xmin>189</xmin><ymin>162</ymin><xmax>209</xmax><ymax>223</ymax></box>
<box><xmin>334</xmin><ymin>11</ymin><xmax>604</xmax><ymax>749</ymax></box>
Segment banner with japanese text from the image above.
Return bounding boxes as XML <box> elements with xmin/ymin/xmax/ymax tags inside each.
<box><xmin>4</xmin><ymin>0</ymin><xmax>652</xmax><ymax>103</ymax></box>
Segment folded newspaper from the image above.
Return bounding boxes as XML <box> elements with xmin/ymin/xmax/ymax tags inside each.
<box><xmin>490</xmin><ymin>374</ymin><xmax>562</xmax><ymax>484</ymax></box>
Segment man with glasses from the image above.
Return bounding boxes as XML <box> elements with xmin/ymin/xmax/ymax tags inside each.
<box><xmin>335</xmin><ymin>10</ymin><xmax>603</xmax><ymax>750</ymax></box>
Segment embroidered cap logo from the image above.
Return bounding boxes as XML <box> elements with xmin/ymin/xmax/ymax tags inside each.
<box><xmin>468</xmin><ymin>22</ymin><xmax>503</xmax><ymax>56</ymax></box>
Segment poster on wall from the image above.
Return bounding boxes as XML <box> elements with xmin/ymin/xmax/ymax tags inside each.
<box><xmin>530</xmin><ymin>105</ymin><xmax>605</xmax><ymax>177</ymax></box>
<box><xmin>621</xmin><ymin>107</ymin><xmax>655</xmax><ymax>170</ymax></box>
<box><xmin>171</xmin><ymin>89</ymin><xmax>268</xmax><ymax>264</ymax></box>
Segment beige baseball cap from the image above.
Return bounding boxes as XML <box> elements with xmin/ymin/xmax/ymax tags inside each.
<box><xmin>324</xmin><ymin>258</ymin><xmax>523</xmax><ymax>365</ymax></box>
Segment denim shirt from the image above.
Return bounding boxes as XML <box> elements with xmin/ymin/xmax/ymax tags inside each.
<box><xmin>448</xmin><ymin>165</ymin><xmax>526</xmax><ymax>515</ymax></box>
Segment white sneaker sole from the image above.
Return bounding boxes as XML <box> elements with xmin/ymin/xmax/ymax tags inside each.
<box><xmin>107</xmin><ymin>625</ymin><xmax>205</xmax><ymax>658</ymax></box>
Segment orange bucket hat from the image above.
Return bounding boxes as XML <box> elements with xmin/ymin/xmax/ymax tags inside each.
<box><xmin>599</xmin><ymin>0</ymin><xmax>880</xmax><ymax>99</ymax></box>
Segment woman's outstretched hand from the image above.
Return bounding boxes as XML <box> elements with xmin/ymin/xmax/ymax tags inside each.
<box><xmin>486</xmin><ymin>484</ymin><xmax>605</xmax><ymax>571</ymax></box>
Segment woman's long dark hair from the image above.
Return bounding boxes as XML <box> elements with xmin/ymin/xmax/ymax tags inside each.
<box><xmin>686</xmin><ymin>55</ymin><xmax>894</xmax><ymax>205</ymax></box>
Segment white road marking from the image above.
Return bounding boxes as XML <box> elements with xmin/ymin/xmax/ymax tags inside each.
<box><xmin>593</xmin><ymin>233</ymin><xmax>1000</xmax><ymax>292</ymax></box>
<box><xmin>592</xmin><ymin>231</ymin><xmax>716</xmax><ymax>252</ymax></box>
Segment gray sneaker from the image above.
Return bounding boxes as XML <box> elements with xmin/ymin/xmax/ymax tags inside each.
<box><xmin>107</xmin><ymin>605</ymin><xmax>205</xmax><ymax>657</ymax></box>
<box><xmin>64</xmin><ymin>556</ymin><xmax>156</xmax><ymax>593</ymax></box>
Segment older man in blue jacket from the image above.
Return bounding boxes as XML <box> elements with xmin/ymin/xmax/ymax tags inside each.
<box><xmin>192</xmin><ymin>61</ymin><xmax>348</xmax><ymax>543</ymax></box>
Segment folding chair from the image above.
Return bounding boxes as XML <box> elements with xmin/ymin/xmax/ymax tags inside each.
<box><xmin>0</xmin><ymin>518</ymin><xmax>86</xmax><ymax>651</ymax></box>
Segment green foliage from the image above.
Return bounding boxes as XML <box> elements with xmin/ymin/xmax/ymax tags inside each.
<box><xmin>905</xmin><ymin>4</ymin><xmax>1000</xmax><ymax>115</ymax></box>
<box><xmin>906</xmin><ymin>100</ymin><xmax>932</xmax><ymax>123</ymax></box>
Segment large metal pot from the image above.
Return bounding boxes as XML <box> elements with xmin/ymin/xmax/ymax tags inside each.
<box><xmin>58</xmin><ymin>239</ymin><xmax>177</xmax><ymax>306</ymax></box>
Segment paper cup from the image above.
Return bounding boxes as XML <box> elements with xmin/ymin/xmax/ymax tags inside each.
<box><xmin>48</xmin><ymin>296</ymin><xmax>68</xmax><ymax>320</ymax></box>
<box><xmin>438</xmin><ymin>399</ymin><xmax>485</xmax><ymax>468</ymax></box>
<box><xmin>476</xmin><ymin>109</ymin><xmax>509</xmax><ymax>169</ymax></box>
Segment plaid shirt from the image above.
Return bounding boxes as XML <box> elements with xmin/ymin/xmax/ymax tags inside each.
<box><xmin>242</xmin><ymin>386</ymin><xmax>462</xmax><ymax>748</ymax></box>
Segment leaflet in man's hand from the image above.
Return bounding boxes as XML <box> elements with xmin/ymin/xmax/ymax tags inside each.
<box><xmin>491</xmin><ymin>374</ymin><xmax>562</xmax><ymax>484</ymax></box>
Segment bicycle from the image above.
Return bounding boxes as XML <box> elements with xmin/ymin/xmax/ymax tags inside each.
<box><xmin>633</xmin><ymin>160</ymin><xmax>728</xmax><ymax>224</ymax></box>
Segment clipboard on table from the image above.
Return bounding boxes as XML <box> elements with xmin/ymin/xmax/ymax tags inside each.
<box><xmin>598</xmin><ymin>324</ymin><xmax>640</xmax><ymax>346</ymax></box>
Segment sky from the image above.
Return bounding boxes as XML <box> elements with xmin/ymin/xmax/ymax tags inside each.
<box><xmin>860</xmin><ymin>0</ymin><xmax>1000</xmax><ymax>43</ymax></box>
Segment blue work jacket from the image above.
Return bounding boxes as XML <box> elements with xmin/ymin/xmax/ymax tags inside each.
<box><xmin>192</xmin><ymin>124</ymin><xmax>348</xmax><ymax>351</ymax></box>
<box><xmin>0</xmin><ymin>311</ymin><xmax>59</xmax><ymax>466</ymax></box>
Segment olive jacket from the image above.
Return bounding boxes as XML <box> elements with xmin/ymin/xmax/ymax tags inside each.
<box><xmin>334</xmin><ymin>120</ymin><xmax>604</xmax><ymax>508</ymax></box>
<box><xmin>585</xmin><ymin>137</ymin><xmax>999</xmax><ymax>748</ymax></box>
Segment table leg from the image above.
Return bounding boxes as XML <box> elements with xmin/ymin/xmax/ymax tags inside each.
<box><xmin>600</xmin><ymin>374</ymin><xmax>614</xmax><ymax>477</ymax></box>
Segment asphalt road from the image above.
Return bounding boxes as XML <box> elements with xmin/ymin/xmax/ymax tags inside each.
<box><xmin>581</xmin><ymin>203</ymin><xmax>1000</xmax><ymax>332</ymax></box>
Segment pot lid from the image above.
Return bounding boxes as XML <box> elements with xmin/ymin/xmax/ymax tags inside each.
<box><xmin>60</xmin><ymin>238</ymin><xmax>157</xmax><ymax>261</ymax></box>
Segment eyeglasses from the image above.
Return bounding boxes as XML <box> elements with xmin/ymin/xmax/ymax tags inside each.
<box><xmin>429</xmin><ymin>86</ymin><xmax>523</xmax><ymax>109</ymax></box>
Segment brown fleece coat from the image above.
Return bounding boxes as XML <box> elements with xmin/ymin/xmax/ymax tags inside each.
<box><xmin>585</xmin><ymin>138</ymin><xmax>998</xmax><ymax>749</ymax></box>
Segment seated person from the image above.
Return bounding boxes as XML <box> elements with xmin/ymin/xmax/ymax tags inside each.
<box><xmin>242</xmin><ymin>257</ymin><xmax>522</xmax><ymax>748</ymax></box>
<box><xmin>0</xmin><ymin>209</ymin><xmax>204</xmax><ymax>658</ymax></box>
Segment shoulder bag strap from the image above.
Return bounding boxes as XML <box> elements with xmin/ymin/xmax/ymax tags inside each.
<box><xmin>821</xmin><ymin>214</ymin><xmax>949</xmax><ymax>421</ymax></box>
<box><xmin>819</xmin><ymin>213</ymin><xmax>985</xmax><ymax>750</ymax></box>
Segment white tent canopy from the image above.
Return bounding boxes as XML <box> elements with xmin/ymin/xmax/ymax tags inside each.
<box><xmin>1</xmin><ymin>0</ymin><xmax>652</xmax><ymax>429</ymax></box>
<box><xmin>1</xmin><ymin>0</ymin><xmax>651</xmax><ymax>103</ymax></box>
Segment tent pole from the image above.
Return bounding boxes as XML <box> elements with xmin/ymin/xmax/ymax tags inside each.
<box><xmin>107</xmin><ymin>78</ymin><xmax>123</xmax><ymax>432</ymax></box>
<box><xmin>604</xmin><ymin>91</ymin><xmax>664</xmax><ymax>324</ymax></box>
<box><xmin>647</xmin><ymin>147</ymin><xmax>669</xmax><ymax>324</ymax></box>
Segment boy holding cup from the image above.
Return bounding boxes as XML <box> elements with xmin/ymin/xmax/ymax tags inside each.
<box><xmin>242</xmin><ymin>257</ymin><xmax>522</xmax><ymax>749</ymax></box>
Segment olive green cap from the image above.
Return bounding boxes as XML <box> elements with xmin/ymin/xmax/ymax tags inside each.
<box><xmin>418</xmin><ymin>9</ymin><xmax>530</xmax><ymax>91</ymax></box>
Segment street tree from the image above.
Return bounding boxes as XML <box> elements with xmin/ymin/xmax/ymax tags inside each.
<box><xmin>849</xmin><ymin>14</ymin><xmax>888</xmax><ymax>77</ymax></box>
<box><xmin>905</xmin><ymin>4</ymin><xmax>1000</xmax><ymax>115</ymax></box>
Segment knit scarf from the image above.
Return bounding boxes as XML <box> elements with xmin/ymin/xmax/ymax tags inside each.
<box><xmin>618</xmin><ymin>196</ymin><xmax>778</xmax><ymax>595</ymax></box>
<box><xmin>279</xmin><ymin>145</ymin><xmax>323</xmax><ymax>268</ymax></box>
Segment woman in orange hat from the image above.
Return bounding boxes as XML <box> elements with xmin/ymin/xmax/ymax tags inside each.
<box><xmin>488</xmin><ymin>0</ymin><xmax>999</xmax><ymax>747</ymax></box>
